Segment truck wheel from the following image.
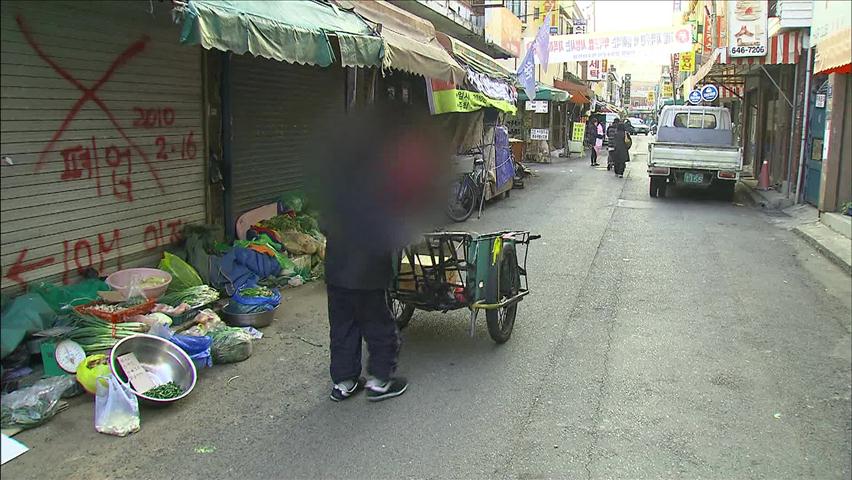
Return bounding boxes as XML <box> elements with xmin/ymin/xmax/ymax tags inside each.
<box><xmin>649</xmin><ymin>178</ymin><xmax>658</xmax><ymax>197</ymax></box>
<box><xmin>717</xmin><ymin>181</ymin><xmax>735</xmax><ymax>201</ymax></box>
<box><xmin>658</xmin><ymin>178</ymin><xmax>667</xmax><ymax>198</ymax></box>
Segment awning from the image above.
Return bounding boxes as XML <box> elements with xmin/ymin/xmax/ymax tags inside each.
<box><xmin>339</xmin><ymin>0</ymin><xmax>465</xmax><ymax>84</ymax></box>
<box><xmin>436</xmin><ymin>33</ymin><xmax>514</xmax><ymax>82</ymax></box>
<box><xmin>680</xmin><ymin>48</ymin><xmax>723</xmax><ymax>90</ymax></box>
<box><xmin>434</xmin><ymin>32</ymin><xmax>516</xmax><ymax>105</ymax></box>
<box><xmin>812</xmin><ymin>0</ymin><xmax>851</xmax><ymax>74</ymax></box>
<box><xmin>178</xmin><ymin>0</ymin><xmax>384</xmax><ymax>67</ymax></box>
<box><xmin>554</xmin><ymin>79</ymin><xmax>592</xmax><ymax>104</ymax></box>
<box><xmin>517</xmin><ymin>82</ymin><xmax>571</xmax><ymax>102</ymax></box>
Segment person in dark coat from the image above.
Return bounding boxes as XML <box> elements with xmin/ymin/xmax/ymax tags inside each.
<box><xmin>309</xmin><ymin>107</ymin><xmax>447</xmax><ymax>403</ymax></box>
<box><xmin>612</xmin><ymin>120</ymin><xmax>632</xmax><ymax>178</ymax></box>
<box><xmin>606</xmin><ymin>118</ymin><xmax>620</xmax><ymax>172</ymax></box>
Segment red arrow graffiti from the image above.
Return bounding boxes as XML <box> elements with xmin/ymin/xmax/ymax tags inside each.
<box><xmin>5</xmin><ymin>248</ymin><xmax>55</xmax><ymax>288</ymax></box>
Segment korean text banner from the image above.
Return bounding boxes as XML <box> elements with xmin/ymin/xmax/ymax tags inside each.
<box><xmin>530</xmin><ymin>25</ymin><xmax>693</xmax><ymax>63</ymax></box>
<box><xmin>426</xmin><ymin>79</ymin><xmax>516</xmax><ymax>115</ymax></box>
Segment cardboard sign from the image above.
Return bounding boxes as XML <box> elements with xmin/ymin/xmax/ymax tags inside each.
<box><xmin>117</xmin><ymin>352</ymin><xmax>158</xmax><ymax>394</ymax></box>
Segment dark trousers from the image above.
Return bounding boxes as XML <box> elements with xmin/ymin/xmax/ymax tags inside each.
<box><xmin>327</xmin><ymin>285</ymin><xmax>399</xmax><ymax>384</ymax></box>
<box><xmin>590</xmin><ymin>148</ymin><xmax>597</xmax><ymax>165</ymax></box>
<box><xmin>613</xmin><ymin>151</ymin><xmax>626</xmax><ymax>175</ymax></box>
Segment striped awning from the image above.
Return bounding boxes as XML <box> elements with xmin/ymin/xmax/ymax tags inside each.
<box><xmin>729</xmin><ymin>30</ymin><xmax>803</xmax><ymax>65</ymax></box>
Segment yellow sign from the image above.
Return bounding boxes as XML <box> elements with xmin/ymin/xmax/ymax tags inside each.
<box><xmin>662</xmin><ymin>83</ymin><xmax>674</xmax><ymax>98</ymax></box>
<box><xmin>679</xmin><ymin>51</ymin><xmax>695</xmax><ymax>73</ymax></box>
<box><xmin>647</xmin><ymin>90</ymin><xmax>656</xmax><ymax>103</ymax></box>
<box><xmin>572</xmin><ymin>122</ymin><xmax>586</xmax><ymax>142</ymax></box>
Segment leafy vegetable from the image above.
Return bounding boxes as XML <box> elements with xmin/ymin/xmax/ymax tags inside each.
<box><xmin>238</xmin><ymin>286</ymin><xmax>274</xmax><ymax>298</ymax></box>
<box><xmin>64</xmin><ymin>313</ymin><xmax>148</xmax><ymax>353</ymax></box>
<box><xmin>143</xmin><ymin>381</ymin><xmax>184</xmax><ymax>399</ymax></box>
<box><xmin>160</xmin><ymin>285</ymin><xmax>220</xmax><ymax>307</ymax></box>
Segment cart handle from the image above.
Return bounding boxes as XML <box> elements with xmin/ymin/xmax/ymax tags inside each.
<box><xmin>528</xmin><ymin>234</ymin><xmax>542</xmax><ymax>241</ymax></box>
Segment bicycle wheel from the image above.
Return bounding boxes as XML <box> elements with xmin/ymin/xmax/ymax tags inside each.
<box><xmin>446</xmin><ymin>176</ymin><xmax>477</xmax><ymax>223</ymax></box>
<box><xmin>485</xmin><ymin>244</ymin><xmax>520</xmax><ymax>343</ymax></box>
<box><xmin>386</xmin><ymin>291</ymin><xmax>415</xmax><ymax>330</ymax></box>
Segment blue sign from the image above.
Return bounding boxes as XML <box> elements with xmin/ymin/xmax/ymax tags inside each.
<box><xmin>701</xmin><ymin>84</ymin><xmax>719</xmax><ymax>102</ymax></box>
<box><xmin>688</xmin><ymin>90</ymin><xmax>702</xmax><ymax>105</ymax></box>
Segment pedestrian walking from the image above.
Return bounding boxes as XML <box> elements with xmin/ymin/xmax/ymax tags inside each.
<box><xmin>612</xmin><ymin>120</ymin><xmax>632</xmax><ymax>178</ymax></box>
<box><xmin>606</xmin><ymin>118</ymin><xmax>621</xmax><ymax>171</ymax></box>
<box><xmin>592</xmin><ymin>117</ymin><xmax>604</xmax><ymax>166</ymax></box>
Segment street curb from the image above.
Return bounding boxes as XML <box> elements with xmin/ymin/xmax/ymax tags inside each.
<box><xmin>740</xmin><ymin>180</ymin><xmax>796</xmax><ymax>210</ymax></box>
<box><xmin>793</xmin><ymin>223</ymin><xmax>852</xmax><ymax>275</ymax></box>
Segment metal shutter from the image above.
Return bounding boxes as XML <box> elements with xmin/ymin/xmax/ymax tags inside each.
<box><xmin>1</xmin><ymin>1</ymin><xmax>205</xmax><ymax>293</ymax></box>
<box><xmin>230</xmin><ymin>55</ymin><xmax>345</xmax><ymax>217</ymax></box>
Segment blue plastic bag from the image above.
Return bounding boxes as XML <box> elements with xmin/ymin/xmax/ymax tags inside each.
<box><xmin>232</xmin><ymin>287</ymin><xmax>281</xmax><ymax>307</ymax></box>
<box><xmin>149</xmin><ymin>323</ymin><xmax>213</xmax><ymax>369</ymax></box>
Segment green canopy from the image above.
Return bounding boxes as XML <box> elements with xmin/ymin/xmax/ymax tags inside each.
<box><xmin>179</xmin><ymin>0</ymin><xmax>384</xmax><ymax>68</ymax></box>
<box><xmin>517</xmin><ymin>82</ymin><xmax>571</xmax><ymax>102</ymax></box>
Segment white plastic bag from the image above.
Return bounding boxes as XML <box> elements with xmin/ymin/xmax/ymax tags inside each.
<box><xmin>94</xmin><ymin>375</ymin><xmax>140</xmax><ymax>437</ymax></box>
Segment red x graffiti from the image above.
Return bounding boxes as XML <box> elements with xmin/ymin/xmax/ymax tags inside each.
<box><xmin>16</xmin><ymin>15</ymin><xmax>164</xmax><ymax>192</ymax></box>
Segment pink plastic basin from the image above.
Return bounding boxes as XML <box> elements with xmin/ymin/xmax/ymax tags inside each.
<box><xmin>106</xmin><ymin>268</ymin><xmax>172</xmax><ymax>300</ymax></box>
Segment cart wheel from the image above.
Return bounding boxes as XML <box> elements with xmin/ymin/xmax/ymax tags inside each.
<box><xmin>386</xmin><ymin>293</ymin><xmax>415</xmax><ymax>330</ymax></box>
<box><xmin>485</xmin><ymin>244</ymin><xmax>520</xmax><ymax>344</ymax></box>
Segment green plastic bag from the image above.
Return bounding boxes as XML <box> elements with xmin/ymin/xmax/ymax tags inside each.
<box><xmin>31</xmin><ymin>279</ymin><xmax>108</xmax><ymax>314</ymax></box>
<box><xmin>159</xmin><ymin>252</ymin><xmax>203</xmax><ymax>293</ymax></box>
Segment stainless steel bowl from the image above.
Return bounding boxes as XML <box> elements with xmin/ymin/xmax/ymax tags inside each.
<box><xmin>109</xmin><ymin>334</ymin><xmax>197</xmax><ymax>406</ymax></box>
<box><xmin>221</xmin><ymin>302</ymin><xmax>279</xmax><ymax>328</ymax></box>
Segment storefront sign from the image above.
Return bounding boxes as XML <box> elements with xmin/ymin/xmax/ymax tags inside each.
<box><xmin>811</xmin><ymin>0</ymin><xmax>852</xmax><ymax>74</ymax></box>
<box><xmin>530</xmin><ymin>128</ymin><xmax>550</xmax><ymax>140</ymax></box>
<box><xmin>815</xmin><ymin>93</ymin><xmax>826</xmax><ymax>108</ymax></box>
<box><xmin>688</xmin><ymin>90</ymin><xmax>702</xmax><ymax>105</ymax></box>
<box><xmin>532</xmin><ymin>25</ymin><xmax>693</xmax><ymax>63</ymax></box>
<box><xmin>573</xmin><ymin>20</ymin><xmax>587</xmax><ymax>35</ymax></box>
<box><xmin>426</xmin><ymin>79</ymin><xmax>516</xmax><ymax>115</ymax></box>
<box><xmin>572</xmin><ymin>122</ymin><xmax>586</xmax><ymax>142</ymax></box>
<box><xmin>700</xmin><ymin>84</ymin><xmax>718</xmax><ymax>102</ymax></box>
<box><xmin>647</xmin><ymin>90</ymin><xmax>656</xmax><ymax>103</ymax></box>
<box><xmin>525</xmin><ymin>100</ymin><xmax>549</xmax><ymax>113</ymax></box>
<box><xmin>728</xmin><ymin>0</ymin><xmax>768</xmax><ymax>57</ymax></box>
<box><xmin>662</xmin><ymin>83</ymin><xmax>674</xmax><ymax>98</ymax></box>
<box><xmin>484</xmin><ymin>6</ymin><xmax>522</xmax><ymax>57</ymax></box>
<box><xmin>679</xmin><ymin>50</ymin><xmax>695</xmax><ymax>73</ymax></box>
<box><xmin>587</xmin><ymin>59</ymin><xmax>608</xmax><ymax>81</ymax></box>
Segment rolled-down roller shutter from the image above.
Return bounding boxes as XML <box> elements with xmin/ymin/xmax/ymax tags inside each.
<box><xmin>229</xmin><ymin>54</ymin><xmax>345</xmax><ymax>218</ymax></box>
<box><xmin>0</xmin><ymin>1</ymin><xmax>205</xmax><ymax>293</ymax></box>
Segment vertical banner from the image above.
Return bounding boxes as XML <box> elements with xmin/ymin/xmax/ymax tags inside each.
<box><xmin>517</xmin><ymin>46</ymin><xmax>537</xmax><ymax>101</ymax></box>
<box><xmin>728</xmin><ymin>0</ymin><xmax>768</xmax><ymax>57</ymax></box>
<box><xmin>679</xmin><ymin>50</ymin><xmax>695</xmax><ymax>73</ymax></box>
<box><xmin>534</xmin><ymin>13</ymin><xmax>552</xmax><ymax>67</ymax></box>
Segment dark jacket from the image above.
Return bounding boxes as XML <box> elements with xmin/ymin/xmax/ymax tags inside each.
<box><xmin>613</xmin><ymin>124</ymin><xmax>632</xmax><ymax>162</ymax></box>
<box><xmin>606</xmin><ymin>123</ymin><xmax>619</xmax><ymax>150</ymax></box>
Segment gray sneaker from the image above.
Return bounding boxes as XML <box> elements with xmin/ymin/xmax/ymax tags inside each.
<box><xmin>365</xmin><ymin>377</ymin><xmax>408</xmax><ymax>402</ymax></box>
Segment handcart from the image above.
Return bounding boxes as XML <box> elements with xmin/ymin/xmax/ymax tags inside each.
<box><xmin>387</xmin><ymin>230</ymin><xmax>539</xmax><ymax>343</ymax></box>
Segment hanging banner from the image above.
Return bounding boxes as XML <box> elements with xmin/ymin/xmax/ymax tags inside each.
<box><xmin>679</xmin><ymin>50</ymin><xmax>695</xmax><ymax>73</ymax></box>
<box><xmin>531</xmin><ymin>25</ymin><xmax>693</xmax><ymax>63</ymax></box>
<box><xmin>728</xmin><ymin>0</ymin><xmax>768</xmax><ymax>57</ymax></box>
<box><xmin>425</xmin><ymin>79</ymin><xmax>516</xmax><ymax>115</ymax></box>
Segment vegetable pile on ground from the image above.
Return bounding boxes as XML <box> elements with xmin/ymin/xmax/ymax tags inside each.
<box><xmin>143</xmin><ymin>381</ymin><xmax>184</xmax><ymax>400</ymax></box>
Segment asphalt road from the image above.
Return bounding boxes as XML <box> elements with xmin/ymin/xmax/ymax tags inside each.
<box><xmin>4</xmin><ymin>135</ymin><xmax>851</xmax><ymax>480</ymax></box>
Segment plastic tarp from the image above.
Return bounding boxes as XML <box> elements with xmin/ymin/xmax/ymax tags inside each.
<box><xmin>339</xmin><ymin>0</ymin><xmax>465</xmax><ymax>84</ymax></box>
<box><xmin>517</xmin><ymin>82</ymin><xmax>571</xmax><ymax>102</ymax></box>
<box><xmin>494</xmin><ymin>127</ymin><xmax>514</xmax><ymax>189</ymax></box>
<box><xmin>179</xmin><ymin>0</ymin><xmax>384</xmax><ymax>68</ymax></box>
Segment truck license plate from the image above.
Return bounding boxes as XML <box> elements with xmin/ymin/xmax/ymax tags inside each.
<box><xmin>684</xmin><ymin>172</ymin><xmax>703</xmax><ymax>184</ymax></box>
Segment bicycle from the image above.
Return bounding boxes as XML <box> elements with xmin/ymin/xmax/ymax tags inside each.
<box><xmin>446</xmin><ymin>147</ymin><xmax>488</xmax><ymax>223</ymax></box>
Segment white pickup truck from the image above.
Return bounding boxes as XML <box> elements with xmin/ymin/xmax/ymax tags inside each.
<box><xmin>647</xmin><ymin>106</ymin><xmax>742</xmax><ymax>200</ymax></box>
